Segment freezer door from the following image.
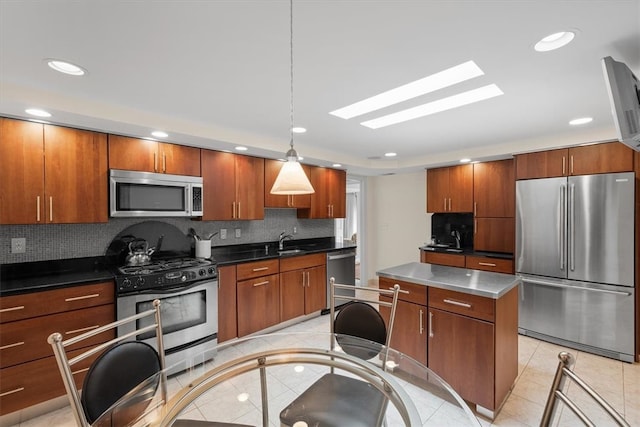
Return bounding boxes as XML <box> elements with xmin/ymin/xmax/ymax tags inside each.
<box><xmin>516</xmin><ymin>177</ymin><xmax>567</xmax><ymax>278</ymax></box>
<box><xmin>569</xmin><ymin>172</ymin><xmax>635</xmax><ymax>287</ymax></box>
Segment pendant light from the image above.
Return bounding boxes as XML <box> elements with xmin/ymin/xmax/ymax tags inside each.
<box><xmin>270</xmin><ymin>0</ymin><xmax>314</xmax><ymax>195</ymax></box>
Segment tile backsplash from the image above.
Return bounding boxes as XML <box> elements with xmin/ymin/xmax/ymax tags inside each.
<box><xmin>0</xmin><ymin>209</ymin><xmax>334</xmax><ymax>264</ymax></box>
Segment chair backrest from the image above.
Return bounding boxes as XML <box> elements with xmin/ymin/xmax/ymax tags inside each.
<box><xmin>48</xmin><ymin>299</ymin><xmax>167</xmax><ymax>427</ymax></box>
<box><xmin>540</xmin><ymin>351</ymin><xmax>630</xmax><ymax>427</ymax></box>
<box><xmin>328</xmin><ymin>277</ymin><xmax>400</xmax><ymax>363</ymax></box>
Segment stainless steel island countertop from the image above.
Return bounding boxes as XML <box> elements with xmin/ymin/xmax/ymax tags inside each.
<box><xmin>376</xmin><ymin>262</ymin><xmax>520</xmax><ymax>299</ymax></box>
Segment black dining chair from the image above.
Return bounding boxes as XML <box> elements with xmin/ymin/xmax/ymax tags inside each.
<box><xmin>279</xmin><ymin>277</ymin><xmax>401</xmax><ymax>427</ymax></box>
<box><xmin>48</xmin><ymin>299</ymin><xmax>253</xmax><ymax>427</ymax></box>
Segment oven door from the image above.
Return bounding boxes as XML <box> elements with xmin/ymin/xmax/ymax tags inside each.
<box><xmin>117</xmin><ymin>280</ymin><xmax>218</xmax><ymax>355</ymax></box>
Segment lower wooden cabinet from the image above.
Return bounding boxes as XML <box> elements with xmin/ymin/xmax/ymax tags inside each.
<box><xmin>217</xmin><ymin>265</ymin><xmax>238</xmax><ymax>343</ymax></box>
<box><xmin>474</xmin><ymin>217</ymin><xmax>515</xmax><ymax>254</ymax></box>
<box><xmin>280</xmin><ymin>253</ymin><xmax>327</xmax><ymax>322</ymax></box>
<box><xmin>420</xmin><ymin>251</ymin><xmax>465</xmax><ymax>267</ymax></box>
<box><xmin>465</xmin><ymin>255</ymin><xmax>514</xmax><ymax>274</ymax></box>
<box><xmin>237</xmin><ymin>273</ymin><xmax>280</xmax><ymax>337</ymax></box>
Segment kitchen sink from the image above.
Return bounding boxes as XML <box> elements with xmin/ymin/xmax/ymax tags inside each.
<box><xmin>278</xmin><ymin>249</ymin><xmax>304</xmax><ymax>256</ymax></box>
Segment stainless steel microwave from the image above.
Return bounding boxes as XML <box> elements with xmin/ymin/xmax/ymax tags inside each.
<box><xmin>109</xmin><ymin>169</ymin><xmax>203</xmax><ymax>217</ymax></box>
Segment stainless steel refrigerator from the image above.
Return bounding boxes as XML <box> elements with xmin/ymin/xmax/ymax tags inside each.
<box><xmin>516</xmin><ymin>172</ymin><xmax>635</xmax><ymax>362</ymax></box>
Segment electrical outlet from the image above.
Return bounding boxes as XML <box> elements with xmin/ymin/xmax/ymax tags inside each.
<box><xmin>235</xmin><ymin>228</ymin><xmax>241</xmax><ymax>238</ymax></box>
<box><xmin>220</xmin><ymin>229</ymin><xmax>227</xmax><ymax>240</ymax></box>
<box><xmin>293</xmin><ymin>226</ymin><xmax>297</xmax><ymax>235</ymax></box>
<box><xmin>11</xmin><ymin>237</ymin><xmax>26</xmax><ymax>254</ymax></box>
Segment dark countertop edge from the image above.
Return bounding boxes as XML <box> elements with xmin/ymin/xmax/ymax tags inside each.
<box><xmin>419</xmin><ymin>246</ymin><xmax>514</xmax><ymax>260</ymax></box>
<box><xmin>1</xmin><ymin>271</ymin><xmax>115</xmax><ymax>297</ymax></box>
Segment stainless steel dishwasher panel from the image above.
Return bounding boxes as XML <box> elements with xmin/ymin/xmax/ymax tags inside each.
<box><xmin>326</xmin><ymin>249</ymin><xmax>357</xmax><ymax>308</ymax></box>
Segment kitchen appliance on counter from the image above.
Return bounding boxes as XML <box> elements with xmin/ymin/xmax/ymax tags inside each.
<box><xmin>516</xmin><ymin>172</ymin><xmax>635</xmax><ymax>362</ymax></box>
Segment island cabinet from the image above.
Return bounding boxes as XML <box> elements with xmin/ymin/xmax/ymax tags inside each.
<box><xmin>301</xmin><ymin>166</ymin><xmax>346</xmax><ymax>219</ymax></box>
<box><xmin>236</xmin><ymin>259</ymin><xmax>279</xmax><ymax>337</ymax></box>
<box><xmin>0</xmin><ymin>281</ymin><xmax>115</xmax><ymax>415</ymax></box>
<box><xmin>420</xmin><ymin>251</ymin><xmax>465</xmax><ymax>268</ymax></box>
<box><xmin>264</xmin><ymin>159</ymin><xmax>311</xmax><ymax>208</ymax></box>
<box><xmin>426</xmin><ymin>164</ymin><xmax>473</xmax><ymax>213</ymax></box>
<box><xmin>279</xmin><ymin>253</ymin><xmax>327</xmax><ymax>322</ymax></box>
<box><xmin>108</xmin><ymin>134</ymin><xmax>201</xmax><ymax>176</ymax></box>
<box><xmin>201</xmin><ymin>150</ymin><xmax>265</xmax><ymax>220</ymax></box>
<box><xmin>0</xmin><ymin>118</ymin><xmax>108</xmax><ymax>225</ymax></box>
<box><xmin>217</xmin><ymin>265</ymin><xmax>238</xmax><ymax>343</ymax></box>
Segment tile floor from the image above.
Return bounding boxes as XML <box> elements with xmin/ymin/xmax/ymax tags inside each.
<box><xmin>8</xmin><ymin>314</ymin><xmax>639</xmax><ymax>427</ymax></box>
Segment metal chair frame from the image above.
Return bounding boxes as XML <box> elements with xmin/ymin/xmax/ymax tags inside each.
<box><xmin>540</xmin><ymin>351</ymin><xmax>630</xmax><ymax>427</ymax></box>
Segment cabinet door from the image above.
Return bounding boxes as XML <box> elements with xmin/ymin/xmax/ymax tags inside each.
<box><xmin>237</xmin><ymin>273</ymin><xmax>279</xmax><ymax>336</ymax></box>
<box><xmin>235</xmin><ymin>154</ymin><xmax>264</xmax><ymax>220</ymax></box>
<box><xmin>310</xmin><ymin>166</ymin><xmax>331</xmax><ymax>218</ymax></box>
<box><xmin>569</xmin><ymin>142</ymin><xmax>634</xmax><ymax>175</ymax></box>
<box><xmin>264</xmin><ymin>159</ymin><xmax>311</xmax><ymax>208</ymax></box>
<box><xmin>44</xmin><ymin>125</ymin><xmax>108</xmax><ymax>223</ymax></box>
<box><xmin>327</xmin><ymin>168</ymin><xmax>346</xmax><ymax>218</ymax></box>
<box><xmin>420</xmin><ymin>251</ymin><xmax>466</xmax><ymax>268</ymax></box>
<box><xmin>108</xmin><ymin>134</ymin><xmax>158</xmax><ymax>172</ymax></box>
<box><xmin>280</xmin><ymin>269</ymin><xmax>306</xmax><ymax>322</ymax></box>
<box><xmin>448</xmin><ymin>164</ymin><xmax>473</xmax><ymax>212</ymax></box>
<box><xmin>159</xmin><ymin>142</ymin><xmax>201</xmax><ymax>176</ymax></box>
<box><xmin>217</xmin><ymin>265</ymin><xmax>237</xmax><ymax>342</ymax></box>
<box><xmin>428</xmin><ymin>308</ymin><xmax>495</xmax><ymax>409</ymax></box>
<box><xmin>473</xmin><ymin>159</ymin><xmax>515</xmax><ymax>218</ymax></box>
<box><xmin>515</xmin><ymin>149</ymin><xmax>568</xmax><ymax>179</ymax></box>
<box><xmin>474</xmin><ymin>217</ymin><xmax>515</xmax><ymax>253</ymax></box>
<box><xmin>426</xmin><ymin>167</ymin><xmax>449</xmax><ymax>213</ymax></box>
<box><xmin>380</xmin><ymin>298</ymin><xmax>427</xmax><ymax>366</ymax></box>
<box><xmin>0</xmin><ymin>118</ymin><xmax>44</xmax><ymax>224</ymax></box>
<box><xmin>304</xmin><ymin>265</ymin><xmax>327</xmax><ymax>314</ymax></box>
<box><xmin>201</xmin><ymin>150</ymin><xmax>236</xmax><ymax>220</ymax></box>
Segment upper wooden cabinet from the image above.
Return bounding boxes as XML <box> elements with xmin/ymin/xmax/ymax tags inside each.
<box><xmin>264</xmin><ymin>159</ymin><xmax>311</xmax><ymax>208</ymax></box>
<box><xmin>515</xmin><ymin>141</ymin><xmax>633</xmax><ymax>179</ymax></box>
<box><xmin>473</xmin><ymin>159</ymin><xmax>515</xmax><ymax>218</ymax></box>
<box><xmin>108</xmin><ymin>134</ymin><xmax>201</xmax><ymax>176</ymax></box>
<box><xmin>201</xmin><ymin>150</ymin><xmax>264</xmax><ymax>220</ymax></box>
<box><xmin>301</xmin><ymin>166</ymin><xmax>346</xmax><ymax>219</ymax></box>
<box><xmin>0</xmin><ymin>118</ymin><xmax>108</xmax><ymax>224</ymax></box>
<box><xmin>426</xmin><ymin>164</ymin><xmax>473</xmax><ymax>213</ymax></box>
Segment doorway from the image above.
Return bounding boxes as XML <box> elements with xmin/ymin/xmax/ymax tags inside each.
<box><xmin>335</xmin><ymin>176</ymin><xmax>363</xmax><ymax>285</ymax></box>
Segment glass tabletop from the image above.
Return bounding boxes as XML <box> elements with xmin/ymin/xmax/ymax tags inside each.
<box><xmin>96</xmin><ymin>331</ymin><xmax>482</xmax><ymax>427</ymax></box>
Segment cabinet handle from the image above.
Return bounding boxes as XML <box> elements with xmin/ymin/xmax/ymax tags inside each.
<box><xmin>0</xmin><ymin>341</ymin><xmax>25</xmax><ymax>351</ymax></box>
<box><xmin>428</xmin><ymin>311</ymin><xmax>434</xmax><ymax>338</ymax></box>
<box><xmin>474</xmin><ymin>202</ymin><xmax>477</xmax><ymax>217</ymax></box>
<box><xmin>252</xmin><ymin>267</ymin><xmax>269</xmax><ymax>272</ymax></box>
<box><xmin>307</xmin><ymin>271</ymin><xmax>310</xmax><ymax>287</ymax></box>
<box><xmin>49</xmin><ymin>196</ymin><xmax>53</xmax><ymax>222</ymax></box>
<box><xmin>232</xmin><ymin>202</ymin><xmax>236</xmax><ymax>219</ymax></box>
<box><xmin>0</xmin><ymin>387</ymin><xmax>25</xmax><ymax>398</ymax></box>
<box><xmin>154</xmin><ymin>152</ymin><xmax>158</xmax><ymax>172</ymax></box>
<box><xmin>301</xmin><ymin>271</ymin><xmax>306</xmax><ymax>287</ymax></box>
<box><xmin>0</xmin><ymin>305</ymin><xmax>25</xmax><ymax>313</ymax></box>
<box><xmin>237</xmin><ymin>202</ymin><xmax>241</xmax><ymax>218</ymax></box>
<box><xmin>562</xmin><ymin>156</ymin><xmax>566</xmax><ymax>175</ymax></box>
<box><xmin>253</xmin><ymin>280</ymin><xmax>270</xmax><ymax>287</ymax></box>
<box><xmin>36</xmin><ymin>196</ymin><xmax>41</xmax><ymax>222</ymax></box>
<box><xmin>162</xmin><ymin>152</ymin><xmax>167</xmax><ymax>173</ymax></box>
<box><xmin>448</xmin><ymin>198</ymin><xmax>451</xmax><ymax>211</ymax></box>
<box><xmin>65</xmin><ymin>325</ymin><xmax>100</xmax><ymax>335</ymax></box>
<box><xmin>443</xmin><ymin>298</ymin><xmax>472</xmax><ymax>308</ymax></box>
<box><xmin>570</xmin><ymin>155</ymin><xmax>574</xmax><ymax>174</ymax></box>
<box><xmin>419</xmin><ymin>309</ymin><xmax>424</xmax><ymax>334</ymax></box>
<box><xmin>478</xmin><ymin>262</ymin><xmax>497</xmax><ymax>267</ymax></box>
<box><xmin>65</xmin><ymin>293</ymin><xmax>100</xmax><ymax>302</ymax></box>
<box><xmin>474</xmin><ymin>219</ymin><xmax>477</xmax><ymax>234</ymax></box>
<box><xmin>444</xmin><ymin>198</ymin><xmax>447</xmax><ymax>211</ymax></box>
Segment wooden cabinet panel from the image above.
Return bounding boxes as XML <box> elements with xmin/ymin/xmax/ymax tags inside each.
<box><xmin>465</xmin><ymin>255</ymin><xmax>514</xmax><ymax>274</ymax></box>
<box><xmin>426</xmin><ymin>167</ymin><xmax>450</xmax><ymax>213</ymax></box>
<box><xmin>108</xmin><ymin>135</ymin><xmax>200</xmax><ymax>176</ymax></box>
<box><xmin>380</xmin><ymin>298</ymin><xmax>427</xmax><ymax>367</ymax></box>
<box><xmin>279</xmin><ymin>253</ymin><xmax>325</xmax><ymax>272</ymax></box>
<box><xmin>426</xmin><ymin>165</ymin><xmax>473</xmax><ymax>213</ymax></box>
<box><xmin>306</xmin><ymin>167</ymin><xmax>346</xmax><ymax>218</ymax></box>
<box><xmin>280</xmin><ymin>258</ymin><xmax>326</xmax><ymax>322</ymax></box>
<box><xmin>159</xmin><ymin>142</ymin><xmax>201</xmax><ymax>176</ymax></box>
<box><xmin>428</xmin><ymin>308</ymin><xmax>495</xmax><ymax>410</ymax></box>
<box><xmin>236</xmin><ymin>259</ymin><xmax>280</xmax><ymax>281</ymax></box>
<box><xmin>428</xmin><ymin>287</ymin><xmax>495</xmax><ymax>322</ymax></box>
<box><xmin>515</xmin><ymin>149</ymin><xmax>568</xmax><ymax>179</ymax></box>
<box><xmin>474</xmin><ymin>217</ymin><xmax>515</xmax><ymax>253</ymax></box>
<box><xmin>0</xmin><ymin>281</ymin><xmax>114</xmax><ymax>323</ymax></box>
<box><xmin>568</xmin><ymin>142</ymin><xmax>634</xmax><ymax>175</ymax></box>
<box><xmin>237</xmin><ymin>273</ymin><xmax>279</xmax><ymax>337</ymax></box>
<box><xmin>280</xmin><ymin>269</ymin><xmax>306</xmax><ymax>321</ymax></box>
<box><xmin>235</xmin><ymin>154</ymin><xmax>264</xmax><ymax>220</ymax></box>
<box><xmin>217</xmin><ymin>265</ymin><xmax>237</xmax><ymax>343</ymax></box>
<box><xmin>379</xmin><ymin>277</ymin><xmax>426</xmax><ymax>306</ymax></box>
<box><xmin>473</xmin><ymin>159</ymin><xmax>515</xmax><ymax>218</ymax></box>
<box><xmin>264</xmin><ymin>159</ymin><xmax>311</xmax><ymax>208</ymax></box>
<box><xmin>420</xmin><ymin>251</ymin><xmax>466</xmax><ymax>268</ymax></box>
<box><xmin>304</xmin><ymin>265</ymin><xmax>326</xmax><ymax>314</ymax></box>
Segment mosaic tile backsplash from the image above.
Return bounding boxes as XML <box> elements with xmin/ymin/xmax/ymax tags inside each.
<box><xmin>0</xmin><ymin>209</ymin><xmax>334</xmax><ymax>264</ymax></box>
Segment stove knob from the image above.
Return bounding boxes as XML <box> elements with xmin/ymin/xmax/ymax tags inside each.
<box><xmin>199</xmin><ymin>269</ymin><xmax>206</xmax><ymax>276</ymax></box>
<box><xmin>135</xmin><ymin>277</ymin><xmax>145</xmax><ymax>288</ymax></box>
<box><xmin>122</xmin><ymin>278</ymin><xmax>132</xmax><ymax>289</ymax></box>
<box><xmin>208</xmin><ymin>267</ymin><xmax>215</xmax><ymax>275</ymax></box>
<box><xmin>181</xmin><ymin>275</ymin><xmax>187</xmax><ymax>282</ymax></box>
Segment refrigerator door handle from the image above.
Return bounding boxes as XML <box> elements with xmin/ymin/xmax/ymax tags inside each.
<box><xmin>559</xmin><ymin>184</ymin><xmax>566</xmax><ymax>271</ymax></box>
<box><xmin>569</xmin><ymin>183</ymin><xmax>575</xmax><ymax>272</ymax></box>
<box><xmin>522</xmin><ymin>277</ymin><xmax>632</xmax><ymax>296</ymax></box>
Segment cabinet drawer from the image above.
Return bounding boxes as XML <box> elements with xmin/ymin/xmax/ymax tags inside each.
<box><xmin>428</xmin><ymin>287</ymin><xmax>494</xmax><ymax>322</ymax></box>
<box><xmin>279</xmin><ymin>253</ymin><xmax>325</xmax><ymax>272</ymax></box>
<box><xmin>379</xmin><ymin>277</ymin><xmax>427</xmax><ymax>305</ymax></box>
<box><xmin>0</xmin><ymin>304</ymin><xmax>114</xmax><ymax>368</ymax></box>
<box><xmin>237</xmin><ymin>273</ymin><xmax>280</xmax><ymax>336</ymax></box>
<box><xmin>465</xmin><ymin>256</ymin><xmax>514</xmax><ymax>274</ymax></box>
<box><xmin>236</xmin><ymin>259</ymin><xmax>280</xmax><ymax>281</ymax></box>
<box><xmin>0</xmin><ymin>281</ymin><xmax>114</xmax><ymax>324</ymax></box>
<box><xmin>421</xmin><ymin>251</ymin><xmax>466</xmax><ymax>268</ymax></box>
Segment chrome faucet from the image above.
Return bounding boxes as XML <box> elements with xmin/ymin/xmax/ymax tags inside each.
<box><xmin>451</xmin><ymin>230</ymin><xmax>461</xmax><ymax>249</ymax></box>
<box><xmin>279</xmin><ymin>231</ymin><xmax>293</xmax><ymax>250</ymax></box>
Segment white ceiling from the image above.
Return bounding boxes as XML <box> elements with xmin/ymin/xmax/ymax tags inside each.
<box><xmin>1</xmin><ymin>1</ymin><xmax>639</xmax><ymax>175</ymax></box>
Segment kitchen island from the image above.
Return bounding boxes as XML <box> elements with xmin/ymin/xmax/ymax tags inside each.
<box><xmin>376</xmin><ymin>262</ymin><xmax>520</xmax><ymax>419</ymax></box>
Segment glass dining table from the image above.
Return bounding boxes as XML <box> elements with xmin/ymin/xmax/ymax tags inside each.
<box><xmin>95</xmin><ymin>331</ymin><xmax>483</xmax><ymax>427</ymax></box>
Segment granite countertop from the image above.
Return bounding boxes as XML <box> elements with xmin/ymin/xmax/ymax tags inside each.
<box><xmin>419</xmin><ymin>246</ymin><xmax>514</xmax><ymax>260</ymax></box>
<box><xmin>377</xmin><ymin>262</ymin><xmax>520</xmax><ymax>299</ymax></box>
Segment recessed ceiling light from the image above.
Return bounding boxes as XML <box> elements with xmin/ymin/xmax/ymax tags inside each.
<box><xmin>569</xmin><ymin>117</ymin><xmax>593</xmax><ymax>125</ymax></box>
<box><xmin>332</xmin><ymin>163</ymin><xmax>342</xmax><ymax>167</ymax></box>
<box><xmin>46</xmin><ymin>59</ymin><xmax>86</xmax><ymax>76</ymax></box>
<box><xmin>235</xmin><ymin>146</ymin><xmax>248</xmax><ymax>151</ymax></box>
<box><xmin>151</xmin><ymin>131</ymin><xmax>168</xmax><ymax>138</ymax></box>
<box><xmin>25</xmin><ymin>108</ymin><xmax>51</xmax><ymax>117</ymax></box>
<box><xmin>292</xmin><ymin>127</ymin><xmax>307</xmax><ymax>133</ymax></box>
<box><xmin>384</xmin><ymin>152</ymin><xmax>397</xmax><ymax>157</ymax></box>
<box><xmin>361</xmin><ymin>84</ymin><xmax>503</xmax><ymax>129</ymax></box>
<box><xmin>330</xmin><ymin>60</ymin><xmax>485</xmax><ymax>119</ymax></box>
<box><xmin>534</xmin><ymin>31</ymin><xmax>576</xmax><ymax>52</ymax></box>
<box><xmin>460</xmin><ymin>158</ymin><xmax>471</xmax><ymax>163</ymax></box>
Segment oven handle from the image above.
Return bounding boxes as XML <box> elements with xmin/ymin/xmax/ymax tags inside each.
<box><xmin>124</xmin><ymin>279</ymin><xmax>218</xmax><ymax>295</ymax></box>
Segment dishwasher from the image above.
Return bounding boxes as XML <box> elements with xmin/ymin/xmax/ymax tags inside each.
<box><xmin>325</xmin><ymin>248</ymin><xmax>357</xmax><ymax>310</ymax></box>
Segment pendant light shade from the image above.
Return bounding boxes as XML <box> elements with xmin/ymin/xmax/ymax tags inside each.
<box><xmin>270</xmin><ymin>0</ymin><xmax>315</xmax><ymax>196</ymax></box>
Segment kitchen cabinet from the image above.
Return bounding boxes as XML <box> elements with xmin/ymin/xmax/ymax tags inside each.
<box><xmin>426</xmin><ymin>164</ymin><xmax>473</xmax><ymax>213</ymax></box>
<box><xmin>473</xmin><ymin>159</ymin><xmax>514</xmax><ymax>218</ymax></box>
<box><xmin>0</xmin><ymin>118</ymin><xmax>108</xmax><ymax>224</ymax></box>
<box><xmin>264</xmin><ymin>159</ymin><xmax>311</xmax><ymax>208</ymax></box>
<box><xmin>302</xmin><ymin>166</ymin><xmax>346</xmax><ymax>218</ymax></box>
<box><xmin>465</xmin><ymin>255</ymin><xmax>514</xmax><ymax>274</ymax></box>
<box><xmin>201</xmin><ymin>150</ymin><xmax>265</xmax><ymax>220</ymax></box>
<box><xmin>0</xmin><ymin>281</ymin><xmax>115</xmax><ymax>415</ymax></box>
<box><xmin>279</xmin><ymin>253</ymin><xmax>327</xmax><ymax>322</ymax></box>
<box><xmin>217</xmin><ymin>265</ymin><xmax>237</xmax><ymax>343</ymax></box>
<box><xmin>515</xmin><ymin>141</ymin><xmax>633</xmax><ymax>180</ymax></box>
<box><xmin>474</xmin><ymin>218</ymin><xmax>515</xmax><ymax>254</ymax></box>
<box><xmin>420</xmin><ymin>251</ymin><xmax>465</xmax><ymax>268</ymax></box>
<box><xmin>108</xmin><ymin>134</ymin><xmax>201</xmax><ymax>176</ymax></box>
<box><xmin>236</xmin><ymin>259</ymin><xmax>280</xmax><ymax>336</ymax></box>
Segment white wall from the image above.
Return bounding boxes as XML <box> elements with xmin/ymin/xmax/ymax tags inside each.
<box><xmin>363</xmin><ymin>171</ymin><xmax>431</xmax><ymax>285</ymax></box>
